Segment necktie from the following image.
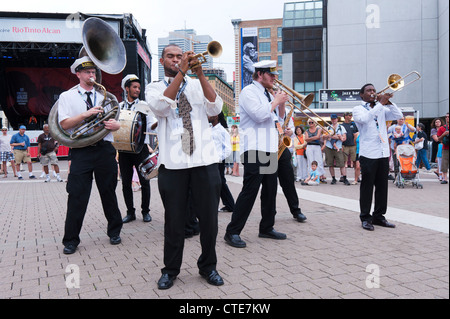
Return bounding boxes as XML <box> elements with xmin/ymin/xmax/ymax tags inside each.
<box><xmin>264</xmin><ymin>89</ymin><xmax>272</xmax><ymax>102</ymax></box>
<box><xmin>178</xmin><ymin>91</ymin><xmax>195</xmax><ymax>155</ymax></box>
<box><xmin>85</xmin><ymin>92</ymin><xmax>93</xmax><ymax>109</ymax></box>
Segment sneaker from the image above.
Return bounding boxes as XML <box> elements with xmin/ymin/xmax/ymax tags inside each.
<box><xmin>45</xmin><ymin>177</ymin><xmax>51</xmax><ymax>183</ymax></box>
<box><xmin>18</xmin><ymin>176</ymin><xmax>23</xmax><ymax>180</ymax></box>
<box><xmin>39</xmin><ymin>172</ymin><xmax>46</xmax><ymax>178</ymax></box>
<box><xmin>331</xmin><ymin>178</ymin><xmax>337</xmax><ymax>185</ymax></box>
<box><xmin>57</xmin><ymin>177</ymin><xmax>63</xmax><ymax>182</ymax></box>
<box><xmin>441</xmin><ymin>180</ymin><xmax>448</xmax><ymax>184</ymax></box>
<box><xmin>343</xmin><ymin>178</ymin><xmax>350</xmax><ymax>186</ymax></box>
<box><xmin>29</xmin><ymin>175</ymin><xmax>36</xmax><ymax>179</ymax></box>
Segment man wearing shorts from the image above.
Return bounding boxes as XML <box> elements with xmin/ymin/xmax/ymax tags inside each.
<box><xmin>10</xmin><ymin>125</ymin><xmax>36</xmax><ymax>180</ymax></box>
<box><xmin>37</xmin><ymin>124</ymin><xmax>63</xmax><ymax>182</ymax></box>
<box><xmin>0</xmin><ymin>126</ymin><xmax>17</xmax><ymax>178</ymax></box>
<box><xmin>323</xmin><ymin>114</ymin><xmax>350</xmax><ymax>185</ymax></box>
<box><xmin>341</xmin><ymin>112</ymin><xmax>359</xmax><ymax>184</ymax></box>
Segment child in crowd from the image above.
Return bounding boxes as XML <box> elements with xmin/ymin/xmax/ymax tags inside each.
<box><xmin>302</xmin><ymin>160</ymin><xmax>320</xmax><ymax>186</ymax></box>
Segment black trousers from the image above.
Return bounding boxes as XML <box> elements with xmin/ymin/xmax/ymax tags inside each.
<box><xmin>278</xmin><ymin>148</ymin><xmax>301</xmax><ymax>216</ymax></box>
<box><xmin>118</xmin><ymin>146</ymin><xmax>151</xmax><ymax>216</ymax></box>
<box><xmin>63</xmin><ymin>141</ymin><xmax>123</xmax><ymax>247</ymax></box>
<box><xmin>158</xmin><ymin>164</ymin><xmax>221</xmax><ymax>276</ymax></box>
<box><xmin>359</xmin><ymin>156</ymin><xmax>389</xmax><ymax>222</ymax></box>
<box><xmin>218</xmin><ymin>160</ymin><xmax>235</xmax><ymax>211</ymax></box>
<box><xmin>226</xmin><ymin>151</ymin><xmax>278</xmax><ymax>235</ymax></box>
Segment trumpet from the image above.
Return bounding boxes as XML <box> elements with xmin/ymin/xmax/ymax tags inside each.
<box><xmin>274</xmin><ymin>79</ymin><xmax>335</xmax><ymax>135</ymax></box>
<box><xmin>372</xmin><ymin>71</ymin><xmax>421</xmax><ymax>99</ymax></box>
<box><xmin>176</xmin><ymin>41</ymin><xmax>223</xmax><ymax>70</ymax></box>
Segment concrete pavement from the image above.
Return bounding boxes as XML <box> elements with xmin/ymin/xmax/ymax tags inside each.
<box><xmin>0</xmin><ymin>160</ymin><xmax>448</xmax><ymax>300</ymax></box>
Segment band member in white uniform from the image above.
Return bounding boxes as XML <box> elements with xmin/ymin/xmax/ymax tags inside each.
<box><xmin>58</xmin><ymin>56</ymin><xmax>123</xmax><ymax>254</ymax></box>
<box><xmin>118</xmin><ymin>74</ymin><xmax>156</xmax><ymax>223</ymax></box>
<box><xmin>224</xmin><ymin>60</ymin><xmax>289</xmax><ymax>249</ymax></box>
<box><xmin>146</xmin><ymin>44</ymin><xmax>224</xmax><ymax>290</ymax></box>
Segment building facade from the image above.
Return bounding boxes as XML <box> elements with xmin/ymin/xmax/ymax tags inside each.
<box><xmin>231</xmin><ymin>18</ymin><xmax>283</xmax><ymax>112</ymax></box>
<box><xmin>157</xmin><ymin>29</ymin><xmax>213</xmax><ymax>81</ymax></box>
<box><xmin>280</xmin><ymin>0</ymin><xmax>449</xmax><ymax>122</ymax></box>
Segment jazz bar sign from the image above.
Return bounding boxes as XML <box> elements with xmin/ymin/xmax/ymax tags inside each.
<box><xmin>319</xmin><ymin>89</ymin><xmax>362</xmax><ymax>102</ymax></box>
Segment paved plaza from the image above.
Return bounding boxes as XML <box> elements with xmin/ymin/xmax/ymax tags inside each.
<box><xmin>0</xmin><ymin>160</ymin><xmax>448</xmax><ymax>300</ymax></box>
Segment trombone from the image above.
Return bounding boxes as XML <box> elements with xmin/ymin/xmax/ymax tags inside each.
<box><xmin>375</xmin><ymin>71</ymin><xmax>421</xmax><ymax>96</ymax></box>
<box><xmin>273</xmin><ymin>79</ymin><xmax>335</xmax><ymax>135</ymax></box>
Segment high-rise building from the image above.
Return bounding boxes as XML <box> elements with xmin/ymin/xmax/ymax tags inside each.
<box><xmin>158</xmin><ymin>29</ymin><xmax>212</xmax><ymax>81</ymax></box>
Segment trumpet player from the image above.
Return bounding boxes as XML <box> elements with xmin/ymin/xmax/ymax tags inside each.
<box><xmin>58</xmin><ymin>56</ymin><xmax>123</xmax><ymax>254</ymax></box>
<box><xmin>146</xmin><ymin>44</ymin><xmax>224</xmax><ymax>289</ymax></box>
<box><xmin>353</xmin><ymin>84</ymin><xmax>403</xmax><ymax>231</ymax></box>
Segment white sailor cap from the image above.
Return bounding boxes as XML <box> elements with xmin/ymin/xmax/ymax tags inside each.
<box><xmin>70</xmin><ymin>56</ymin><xmax>97</xmax><ymax>74</ymax></box>
<box><xmin>253</xmin><ymin>60</ymin><xmax>279</xmax><ymax>75</ymax></box>
<box><xmin>121</xmin><ymin>74</ymin><xmax>140</xmax><ymax>91</ymax></box>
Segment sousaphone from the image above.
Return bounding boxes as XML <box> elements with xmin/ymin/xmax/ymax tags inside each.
<box><xmin>48</xmin><ymin>17</ymin><xmax>127</xmax><ymax>148</ymax></box>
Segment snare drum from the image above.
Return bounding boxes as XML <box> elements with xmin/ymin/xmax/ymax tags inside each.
<box><xmin>112</xmin><ymin>110</ymin><xmax>146</xmax><ymax>153</ymax></box>
<box><xmin>138</xmin><ymin>151</ymin><xmax>159</xmax><ymax>180</ymax></box>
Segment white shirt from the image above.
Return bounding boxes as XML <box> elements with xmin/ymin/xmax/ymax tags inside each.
<box><xmin>145</xmin><ymin>76</ymin><xmax>223</xmax><ymax>169</ymax></box>
<box><xmin>352</xmin><ymin>101</ymin><xmax>403</xmax><ymax>159</ymax></box>
<box><xmin>119</xmin><ymin>98</ymin><xmax>157</xmax><ymax>145</ymax></box>
<box><xmin>0</xmin><ymin>134</ymin><xmax>12</xmax><ymax>152</ymax></box>
<box><xmin>239</xmin><ymin>81</ymin><xmax>279</xmax><ymax>153</ymax></box>
<box><xmin>58</xmin><ymin>85</ymin><xmax>114</xmax><ymax>142</ymax></box>
<box><xmin>211</xmin><ymin>123</ymin><xmax>232</xmax><ymax>161</ymax></box>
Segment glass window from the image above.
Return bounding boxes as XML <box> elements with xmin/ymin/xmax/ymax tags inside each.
<box><xmin>295</xmin><ymin>2</ymin><xmax>304</xmax><ymax>10</ymax></box>
<box><xmin>278</xmin><ymin>41</ymin><xmax>283</xmax><ymax>52</ymax></box>
<box><xmin>305</xmin><ymin>10</ymin><xmax>314</xmax><ymax>18</ymax></box>
<box><xmin>305</xmin><ymin>82</ymin><xmax>315</xmax><ymax>92</ymax></box>
<box><xmin>294</xmin><ymin>82</ymin><xmax>305</xmax><ymax>92</ymax></box>
<box><xmin>259</xmin><ymin>28</ymin><xmax>271</xmax><ymax>39</ymax></box>
<box><xmin>305</xmin><ymin>2</ymin><xmax>314</xmax><ymax>10</ymax></box>
<box><xmin>285</xmin><ymin>11</ymin><xmax>294</xmax><ymax>19</ymax></box>
<box><xmin>278</xmin><ymin>27</ymin><xmax>283</xmax><ymax>38</ymax></box>
<box><xmin>278</xmin><ymin>55</ymin><xmax>283</xmax><ymax>66</ymax></box>
<box><xmin>285</xmin><ymin>3</ymin><xmax>295</xmax><ymax>11</ymax></box>
<box><xmin>259</xmin><ymin>56</ymin><xmax>271</xmax><ymax>61</ymax></box>
<box><xmin>259</xmin><ymin>42</ymin><xmax>271</xmax><ymax>53</ymax></box>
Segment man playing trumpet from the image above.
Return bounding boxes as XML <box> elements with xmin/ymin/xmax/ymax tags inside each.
<box><xmin>146</xmin><ymin>44</ymin><xmax>224</xmax><ymax>289</ymax></box>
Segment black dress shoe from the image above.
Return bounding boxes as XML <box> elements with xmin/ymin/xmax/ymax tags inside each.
<box><xmin>293</xmin><ymin>211</ymin><xmax>307</xmax><ymax>222</ymax></box>
<box><xmin>224</xmin><ymin>233</ymin><xmax>246</xmax><ymax>248</ymax></box>
<box><xmin>122</xmin><ymin>214</ymin><xmax>136</xmax><ymax>223</ymax></box>
<box><xmin>362</xmin><ymin>221</ymin><xmax>374</xmax><ymax>231</ymax></box>
<box><xmin>258</xmin><ymin>230</ymin><xmax>287</xmax><ymax>240</ymax></box>
<box><xmin>372</xmin><ymin>219</ymin><xmax>396</xmax><ymax>228</ymax></box>
<box><xmin>63</xmin><ymin>244</ymin><xmax>77</xmax><ymax>254</ymax></box>
<box><xmin>199</xmin><ymin>270</ymin><xmax>224</xmax><ymax>286</ymax></box>
<box><xmin>157</xmin><ymin>273</ymin><xmax>177</xmax><ymax>290</ymax></box>
<box><xmin>218</xmin><ymin>207</ymin><xmax>232</xmax><ymax>213</ymax></box>
<box><xmin>110</xmin><ymin>236</ymin><xmax>122</xmax><ymax>245</ymax></box>
<box><xmin>142</xmin><ymin>213</ymin><xmax>152</xmax><ymax>222</ymax></box>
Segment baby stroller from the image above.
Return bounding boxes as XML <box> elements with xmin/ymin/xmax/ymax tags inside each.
<box><xmin>394</xmin><ymin>144</ymin><xmax>423</xmax><ymax>189</ymax></box>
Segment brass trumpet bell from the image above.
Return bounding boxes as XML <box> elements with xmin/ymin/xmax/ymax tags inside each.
<box><xmin>189</xmin><ymin>41</ymin><xmax>223</xmax><ymax>69</ymax></box>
